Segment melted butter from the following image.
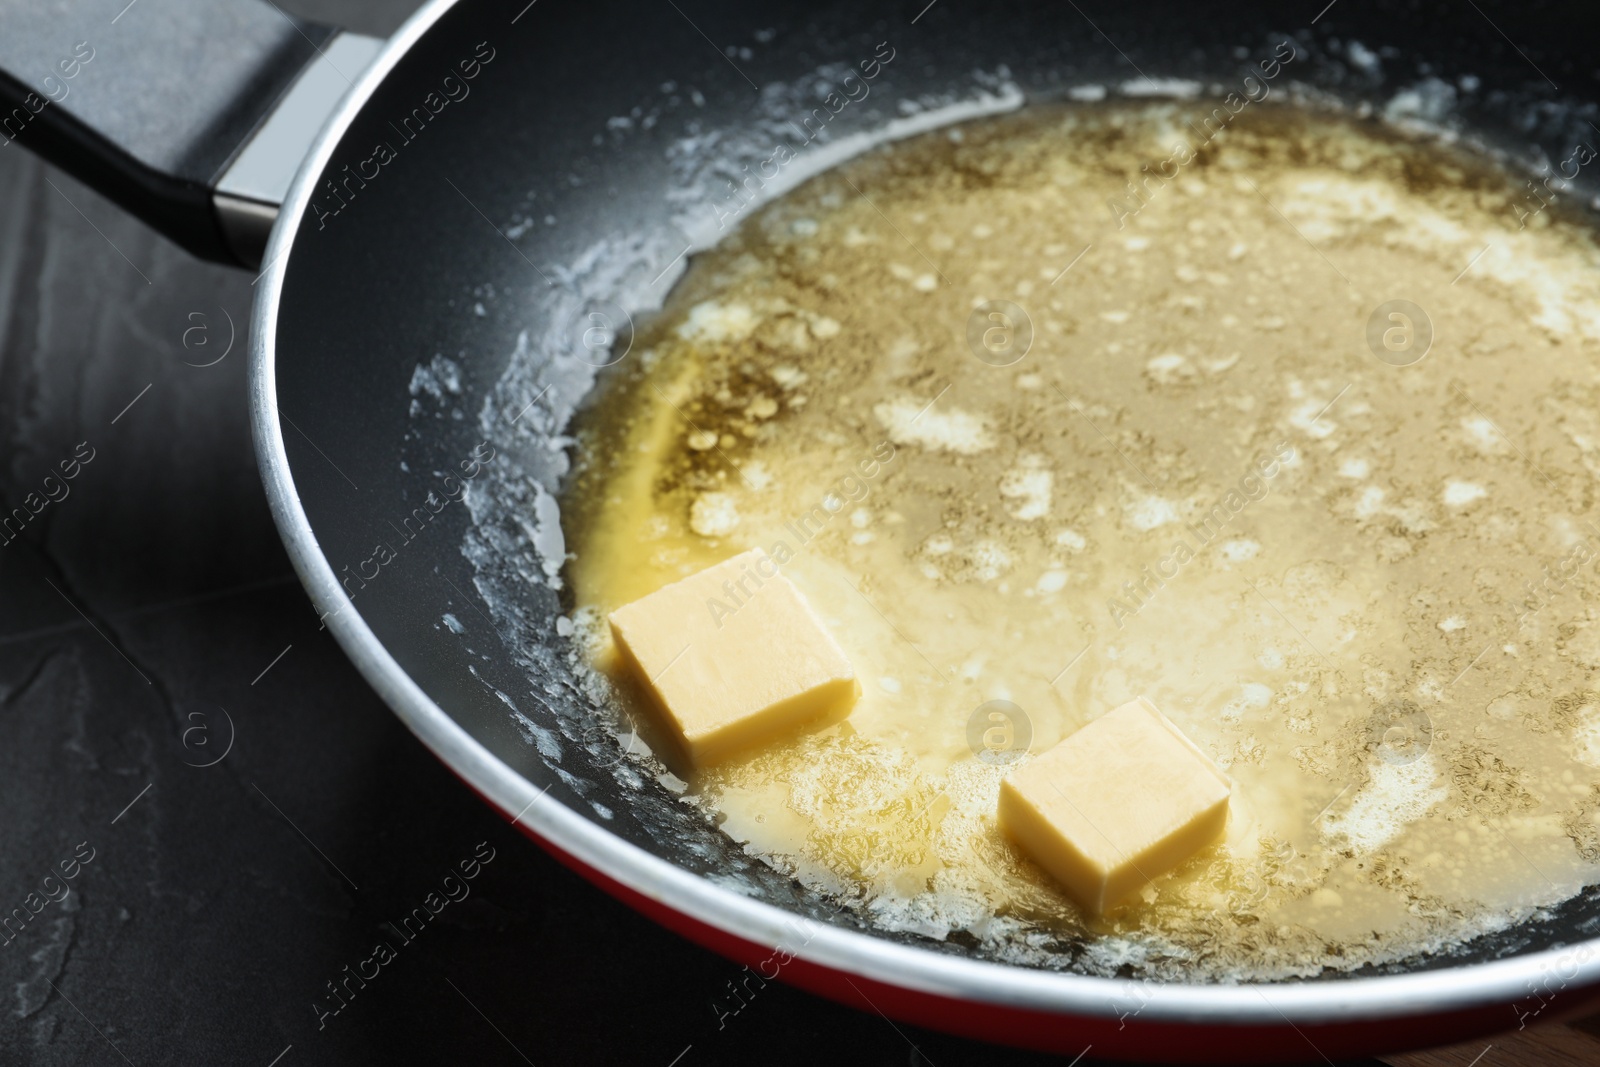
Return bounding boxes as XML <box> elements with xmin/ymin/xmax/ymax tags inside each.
<box><xmin>561</xmin><ymin>103</ymin><xmax>1600</xmax><ymax>979</ymax></box>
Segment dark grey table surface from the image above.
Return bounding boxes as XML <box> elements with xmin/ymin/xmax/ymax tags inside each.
<box><xmin>0</xmin><ymin>1</ymin><xmax>1402</xmax><ymax>1064</ymax></box>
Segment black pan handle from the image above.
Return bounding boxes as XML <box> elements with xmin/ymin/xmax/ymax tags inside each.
<box><xmin>0</xmin><ymin>0</ymin><xmax>382</xmax><ymax>267</ymax></box>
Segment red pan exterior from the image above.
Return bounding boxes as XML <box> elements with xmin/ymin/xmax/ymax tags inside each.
<box><xmin>453</xmin><ymin>765</ymin><xmax>1600</xmax><ymax>1063</ymax></box>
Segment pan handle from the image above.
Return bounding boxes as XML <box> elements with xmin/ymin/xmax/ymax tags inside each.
<box><xmin>0</xmin><ymin>0</ymin><xmax>382</xmax><ymax>267</ymax></box>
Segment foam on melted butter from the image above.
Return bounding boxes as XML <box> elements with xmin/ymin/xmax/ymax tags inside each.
<box><xmin>562</xmin><ymin>103</ymin><xmax>1600</xmax><ymax>979</ymax></box>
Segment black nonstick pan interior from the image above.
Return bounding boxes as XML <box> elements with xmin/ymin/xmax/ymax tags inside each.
<box><xmin>265</xmin><ymin>0</ymin><xmax>1600</xmax><ymax>1053</ymax></box>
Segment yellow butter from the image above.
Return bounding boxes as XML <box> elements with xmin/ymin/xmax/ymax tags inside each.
<box><xmin>999</xmin><ymin>697</ymin><xmax>1231</xmax><ymax>915</ymax></box>
<box><xmin>608</xmin><ymin>549</ymin><xmax>859</xmax><ymax>767</ymax></box>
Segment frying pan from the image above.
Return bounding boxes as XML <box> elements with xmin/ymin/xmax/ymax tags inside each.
<box><xmin>6</xmin><ymin>0</ymin><xmax>1600</xmax><ymax>1060</ymax></box>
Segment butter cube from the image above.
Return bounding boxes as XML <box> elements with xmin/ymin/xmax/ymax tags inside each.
<box><xmin>608</xmin><ymin>550</ymin><xmax>859</xmax><ymax>767</ymax></box>
<box><xmin>998</xmin><ymin>697</ymin><xmax>1230</xmax><ymax>914</ymax></box>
